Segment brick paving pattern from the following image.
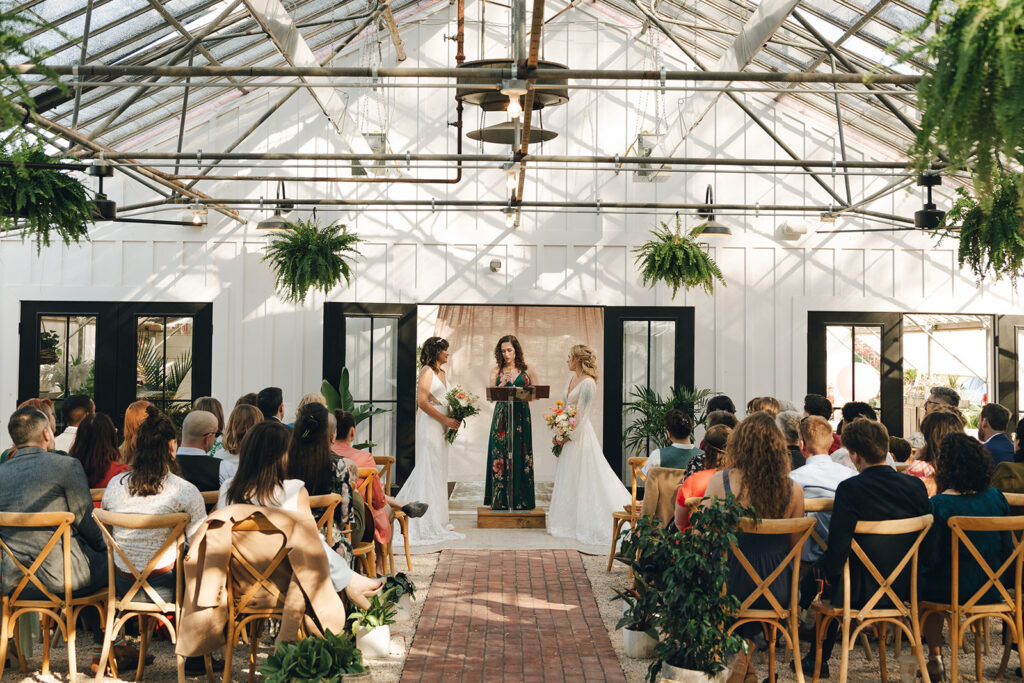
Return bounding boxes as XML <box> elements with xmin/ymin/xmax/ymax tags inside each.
<box><xmin>401</xmin><ymin>549</ymin><xmax>627</xmax><ymax>683</ymax></box>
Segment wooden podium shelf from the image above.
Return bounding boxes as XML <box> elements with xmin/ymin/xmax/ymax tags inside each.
<box><xmin>477</xmin><ymin>507</ymin><xmax>547</xmax><ymax>529</ymax></box>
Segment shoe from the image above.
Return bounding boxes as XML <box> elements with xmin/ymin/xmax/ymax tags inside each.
<box><xmin>927</xmin><ymin>656</ymin><xmax>945</xmax><ymax>682</ymax></box>
<box><xmin>402</xmin><ymin>502</ymin><xmax>428</xmax><ymax>518</ymax></box>
<box><xmin>791</xmin><ymin>654</ymin><xmax>829</xmax><ymax>679</ymax></box>
<box><xmin>115</xmin><ymin>643</ymin><xmax>154</xmax><ymax>665</ymax></box>
<box><xmin>184</xmin><ymin>655</ymin><xmax>225</xmax><ymax>675</ymax></box>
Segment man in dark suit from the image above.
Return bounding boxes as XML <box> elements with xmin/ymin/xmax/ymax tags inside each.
<box><xmin>795</xmin><ymin>417</ymin><xmax>930</xmax><ymax>678</ymax></box>
<box><xmin>257</xmin><ymin>386</ymin><xmax>286</xmax><ymax>423</ymax></box>
<box><xmin>176</xmin><ymin>410</ymin><xmax>236</xmax><ymax>492</ymax></box>
<box><xmin>979</xmin><ymin>403</ymin><xmax>1015</xmax><ymax>465</ymax></box>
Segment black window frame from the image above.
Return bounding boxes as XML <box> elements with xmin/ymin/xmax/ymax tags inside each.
<box><xmin>996</xmin><ymin>315</ymin><xmax>1024</xmax><ymax>436</ymax></box>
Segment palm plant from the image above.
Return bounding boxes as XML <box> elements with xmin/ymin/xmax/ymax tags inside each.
<box><xmin>321</xmin><ymin>367</ymin><xmax>389</xmax><ymax>450</ymax></box>
<box><xmin>262</xmin><ymin>218</ymin><xmax>362</xmax><ymax>304</ymax></box>
<box><xmin>136</xmin><ymin>333</ymin><xmax>193</xmax><ymax>399</ymax></box>
<box><xmin>623</xmin><ymin>385</ymin><xmax>715</xmax><ymax>457</ymax></box>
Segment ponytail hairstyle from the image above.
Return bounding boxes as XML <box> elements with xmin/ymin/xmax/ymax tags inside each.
<box><xmin>226</xmin><ymin>421</ymin><xmax>290</xmax><ymax>505</ymax></box>
<box><xmin>286</xmin><ymin>403</ymin><xmax>336</xmax><ymax>496</ymax></box>
<box><xmin>126</xmin><ymin>405</ymin><xmax>179</xmax><ymax>496</ymax></box>
<box><xmin>569</xmin><ymin>344</ymin><xmax>599</xmax><ymax>380</ymax></box>
<box><xmin>420</xmin><ymin>336</ymin><xmax>449</xmax><ymax>371</ymax></box>
<box><xmin>334</xmin><ymin>409</ymin><xmax>357</xmax><ymax>442</ymax></box>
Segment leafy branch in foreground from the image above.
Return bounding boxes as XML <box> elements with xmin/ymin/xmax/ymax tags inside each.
<box><xmin>0</xmin><ymin>4</ymin><xmax>69</xmax><ymax>139</ymax></box>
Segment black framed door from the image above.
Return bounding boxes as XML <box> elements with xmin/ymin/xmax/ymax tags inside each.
<box><xmin>324</xmin><ymin>303</ymin><xmax>417</xmax><ymax>487</ymax></box>
<box><xmin>603</xmin><ymin>306</ymin><xmax>695</xmax><ymax>478</ymax></box>
<box><xmin>807</xmin><ymin>312</ymin><xmax>903</xmax><ymax>437</ymax></box>
<box><xmin>997</xmin><ymin>315</ymin><xmax>1024</xmax><ymax>436</ymax></box>
<box><xmin>19</xmin><ymin>301</ymin><xmax>212</xmax><ymax>429</ymax></box>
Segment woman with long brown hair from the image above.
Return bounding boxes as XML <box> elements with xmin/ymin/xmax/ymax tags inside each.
<box><xmin>484</xmin><ymin>334</ymin><xmax>535</xmax><ymax>511</ymax></box>
<box><xmin>906</xmin><ymin>406</ymin><xmax>965</xmax><ymax>496</ymax></box>
<box><xmin>120</xmin><ymin>399</ymin><xmax>154</xmax><ymax>464</ymax></box>
<box><xmin>703</xmin><ymin>411</ymin><xmax>805</xmax><ymax>682</ymax></box>
<box><xmin>219</xmin><ymin>403</ymin><xmax>263</xmax><ymax>466</ymax></box>
<box><xmin>69</xmin><ymin>413</ymin><xmax>131</xmax><ymax>499</ymax></box>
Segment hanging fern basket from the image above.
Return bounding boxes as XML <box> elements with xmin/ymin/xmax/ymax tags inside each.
<box><xmin>0</xmin><ymin>147</ymin><xmax>94</xmax><ymax>251</ymax></box>
<box><xmin>632</xmin><ymin>216</ymin><xmax>725</xmax><ymax>298</ymax></box>
<box><xmin>940</xmin><ymin>171</ymin><xmax>1024</xmax><ymax>283</ymax></box>
<box><xmin>262</xmin><ymin>218</ymin><xmax>363</xmax><ymax>304</ymax></box>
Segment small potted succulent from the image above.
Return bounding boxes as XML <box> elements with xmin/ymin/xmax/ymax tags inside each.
<box><xmin>259</xmin><ymin>629</ymin><xmax>370</xmax><ymax>682</ymax></box>
<box><xmin>382</xmin><ymin>573</ymin><xmax>417</xmax><ymax>622</ymax></box>
<box><xmin>347</xmin><ymin>592</ymin><xmax>397</xmax><ymax>659</ymax></box>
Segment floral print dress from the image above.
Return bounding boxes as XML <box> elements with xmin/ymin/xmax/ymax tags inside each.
<box><xmin>483</xmin><ymin>371</ymin><xmax>536</xmax><ymax>511</ymax></box>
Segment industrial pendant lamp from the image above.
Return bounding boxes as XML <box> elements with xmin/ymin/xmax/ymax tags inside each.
<box><xmin>914</xmin><ymin>173</ymin><xmax>945</xmax><ymax>229</ymax></box>
<box><xmin>697</xmin><ymin>185</ymin><xmax>732</xmax><ymax>236</ymax></box>
<box><xmin>257</xmin><ymin>181</ymin><xmax>294</xmax><ymax>230</ymax></box>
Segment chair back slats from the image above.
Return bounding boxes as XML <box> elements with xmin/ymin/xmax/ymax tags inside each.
<box><xmin>803</xmin><ymin>498</ymin><xmax>834</xmax><ymax>513</ymax></box>
<box><xmin>844</xmin><ymin>514</ymin><xmax>933</xmax><ymax>618</ymax></box>
<box><xmin>228</xmin><ymin>516</ymin><xmax>290</xmax><ymax>615</ymax></box>
<box><xmin>373</xmin><ymin>455</ymin><xmax>395</xmax><ymax>496</ymax></box>
<box><xmin>0</xmin><ymin>511</ymin><xmax>75</xmax><ymax>606</ymax></box>
<box><xmin>307</xmin><ymin>493</ymin><xmax>342</xmax><ymax>542</ymax></box>
<box><xmin>91</xmin><ymin>509</ymin><xmax>189</xmax><ymax>610</ymax></box>
<box><xmin>356</xmin><ymin>468</ymin><xmax>375</xmax><ymax>507</ymax></box>
<box><xmin>730</xmin><ymin>517</ymin><xmax>815</xmax><ymax>616</ymax></box>
<box><xmin>91</xmin><ymin>488</ymin><xmax>104</xmax><ymax>503</ymax></box>
<box><xmin>1002</xmin><ymin>492</ymin><xmax>1024</xmax><ymax>508</ymax></box>
<box><xmin>626</xmin><ymin>457</ymin><xmax>647</xmax><ymax>510</ymax></box>
<box><xmin>949</xmin><ymin>515</ymin><xmax>1024</xmax><ymax>614</ymax></box>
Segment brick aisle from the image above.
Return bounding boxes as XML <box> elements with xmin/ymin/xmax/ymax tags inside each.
<box><xmin>401</xmin><ymin>549</ymin><xmax>627</xmax><ymax>683</ymax></box>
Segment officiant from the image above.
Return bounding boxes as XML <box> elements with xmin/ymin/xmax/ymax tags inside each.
<box><xmin>484</xmin><ymin>335</ymin><xmax>536</xmax><ymax>511</ymax></box>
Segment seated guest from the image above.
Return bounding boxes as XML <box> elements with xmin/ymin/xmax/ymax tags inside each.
<box><xmin>831</xmin><ymin>402</ymin><xmax>898</xmax><ymax>469</ymax></box>
<box><xmin>746</xmin><ymin>396</ymin><xmax>781</xmax><ymax>417</ymax></box>
<box><xmin>54</xmin><ymin>394</ymin><xmax>95</xmax><ymax>454</ymax></box>
<box><xmin>642</xmin><ymin>409</ymin><xmax>703</xmax><ymax>476</ymax></box>
<box><xmin>218</xmin><ymin>420</ymin><xmax>383</xmax><ymax>608</ymax></box>
<box><xmin>889</xmin><ymin>435</ymin><xmax>912</xmax><ymax>463</ymax></box>
<box><xmin>906</xmin><ymin>407</ymin><xmax>965</xmax><ymax>496</ymax></box>
<box><xmin>804</xmin><ymin>393</ymin><xmax>841</xmax><ymax>454</ymax></box>
<box><xmin>703</xmin><ymin>412</ymin><xmax>804</xmax><ymax>681</ymax></box>
<box><xmin>218</xmin><ymin>403</ymin><xmax>263</xmax><ymax>466</ymax></box>
<box><xmin>674</xmin><ymin>424</ymin><xmax>731</xmax><ymax>532</ymax></box>
<box><xmin>235</xmin><ymin>392</ymin><xmax>259</xmax><ymax>408</ymax></box>
<box><xmin>790</xmin><ymin>416</ymin><xmax>855</xmax><ymax>563</ymax></box>
<box><xmin>295</xmin><ymin>392</ymin><xmax>328</xmax><ymax>423</ymax></box>
<box><xmin>776</xmin><ymin>411</ymin><xmax>806</xmax><ymax>470</ymax></box>
<box><xmin>919</xmin><ymin>432</ymin><xmax>1010</xmax><ymax>681</ymax></box>
<box><xmin>257</xmin><ymin>386</ymin><xmax>287</xmax><ymax>424</ymax></box>
<box><xmin>120</xmin><ymin>400</ymin><xmax>154</xmax><ymax>464</ymax></box>
<box><xmin>706</xmin><ymin>395</ymin><xmax>736</xmax><ymax>415</ymax></box>
<box><xmin>795</xmin><ymin>417</ymin><xmax>930</xmax><ymax>679</ymax></box>
<box><xmin>908</xmin><ymin>387</ymin><xmax>963</xmax><ymax>450</ymax></box>
<box><xmin>192</xmin><ymin>397</ymin><xmax>225</xmax><ymax>457</ymax></box>
<box><xmin>0</xmin><ymin>406</ymin><xmax>143</xmax><ymax>671</ymax></box>
<box><xmin>176</xmin><ymin>410</ymin><xmax>237</xmax><ymax>492</ymax></box>
<box><xmin>68</xmin><ymin>413</ymin><xmax>131</xmax><ymax>506</ymax></box>
<box><xmin>978</xmin><ymin>403</ymin><xmax>1014</xmax><ymax>465</ymax></box>
<box><xmin>1</xmin><ymin>398</ymin><xmax>57</xmax><ymax>462</ymax></box>
<box><xmin>699</xmin><ymin>409</ymin><xmax>738</xmax><ymax>451</ymax></box>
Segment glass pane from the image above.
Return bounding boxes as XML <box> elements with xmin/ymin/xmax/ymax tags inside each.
<box><xmin>622</xmin><ymin>320</ymin><xmax>648</xmax><ymax>403</ymax></box>
<box><xmin>39</xmin><ymin>315</ymin><xmax>97</xmax><ymax>404</ymax></box>
<box><xmin>372</xmin><ymin>318</ymin><xmax>398</xmax><ymax>402</ymax></box>
<box><xmin>66</xmin><ymin>316</ymin><xmax>97</xmax><ymax>396</ymax></box>
<box><xmin>345</xmin><ymin>317</ymin><xmax>373</xmax><ymax>402</ymax></box>
<box><xmin>137</xmin><ymin>316</ymin><xmax>165</xmax><ymax>401</ymax></box>
<box><xmin>39</xmin><ymin>316</ymin><xmax>67</xmax><ymax>401</ymax></box>
<box><xmin>825</xmin><ymin>325</ymin><xmax>854</xmax><ymax>410</ymax></box>
<box><xmin>852</xmin><ymin>326</ymin><xmax>882</xmax><ymax>410</ymax></box>
<box><xmin>372</xmin><ymin>409</ymin><xmax>396</xmax><ymax>461</ymax></box>
<box><xmin>136</xmin><ymin>316</ymin><xmax>193</xmax><ymax>402</ymax></box>
<box><xmin>650</xmin><ymin>320</ymin><xmax>676</xmax><ymax>396</ymax></box>
<box><xmin>165</xmin><ymin>317</ymin><xmax>193</xmax><ymax>401</ymax></box>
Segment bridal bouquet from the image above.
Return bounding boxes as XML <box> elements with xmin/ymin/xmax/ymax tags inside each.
<box><xmin>545</xmin><ymin>400</ymin><xmax>577</xmax><ymax>457</ymax></box>
<box><xmin>444</xmin><ymin>385</ymin><xmax>480</xmax><ymax>443</ymax></box>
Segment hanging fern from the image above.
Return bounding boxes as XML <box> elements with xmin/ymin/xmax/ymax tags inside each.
<box><xmin>898</xmin><ymin>0</ymin><xmax>1024</xmax><ymax>206</ymax></box>
<box><xmin>938</xmin><ymin>171</ymin><xmax>1024</xmax><ymax>283</ymax></box>
<box><xmin>0</xmin><ymin>146</ymin><xmax>94</xmax><ymax>251</ymax></box>
<box><xmin>633</xmin><ymin>216</ymin><xmax>725</xmax><ymax>298</ymax></box>
<box><xmin>262</xmin><ymin>218</ymin><xmax>362</xmax><ymax>304</ymax></box>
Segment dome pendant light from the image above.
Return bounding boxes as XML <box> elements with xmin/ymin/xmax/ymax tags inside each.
<box><xmin>257</xmin><ymin>180</ymin><xmax>294</xmax><ymax>230</ymax></box>
<box><xmin>697</xmin><ymin>185</ymin><xmax>732</xmax><ymax>236</ymax></box>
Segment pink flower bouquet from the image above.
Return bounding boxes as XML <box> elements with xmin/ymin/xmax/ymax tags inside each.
<box><xmin>544</xmin><ymin>400</ymin><xmax>577</xmax><ymax>457</ymax></box>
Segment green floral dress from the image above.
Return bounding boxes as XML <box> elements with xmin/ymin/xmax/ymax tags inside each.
<box><xmin>483</xmin><ymin>371</ymin><xmax>536</xmax><ymax>511</ymax></box>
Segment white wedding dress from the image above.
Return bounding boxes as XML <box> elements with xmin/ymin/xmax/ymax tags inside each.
<box><xmin>395</xmin><ymin>369</ymin><xmax>465</xmax><ymax>546</ymax></box>
<box><xmin>548</xmin><ymin>375</ymin><xmax>631</xmax><ymax>546</ymax></box>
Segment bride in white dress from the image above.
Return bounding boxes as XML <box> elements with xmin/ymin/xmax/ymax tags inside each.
<box><xmin>548</xmin><ymin>344</ymin><xmax>631</xmax><ymax>546</ymax></box>
<box><xmin>396</xmin><ymin>337</ymin><xmax>466</xmax><ymax>545</ymax></box>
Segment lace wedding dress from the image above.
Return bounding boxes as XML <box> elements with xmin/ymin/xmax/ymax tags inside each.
<box><xmin>548</xmin><ymin>375</ymin><xmax>631</xmax><ymax>546</ymax></box>
<box><xmin>395</xmin><ymin>369</ymin><xmax>465</xmax><ymax>545</ymax></box>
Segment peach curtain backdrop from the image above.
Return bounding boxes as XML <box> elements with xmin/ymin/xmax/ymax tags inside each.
<box><xmin>432</xmin><ymin>305</ymin><xmax>605</xmax><ymax>482</ymax></box>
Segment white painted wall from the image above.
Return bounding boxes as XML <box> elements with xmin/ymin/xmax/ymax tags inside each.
<box><xmin>2</xmin><ymin>3</ymin><xmax>1021</xmax><ymax>480</ymax></box>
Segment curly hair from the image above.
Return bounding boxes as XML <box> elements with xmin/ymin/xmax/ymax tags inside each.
<box><xmin>934</xmin><ymin>432</ymin><xmax>992</xmax><ymax>494</ymax></box>
<box><xmin>727</xmin><ymin>411</ymin><xmax>792</xmax><ymax>518</ymax></box>
<box><xmin>569</xmin><ymin>344</ymin><xmax>599</xmax><ymax>380</ymax></box>
<box><xmin>420</xmin><ymin>336</ymin><xmax>449</xmax><ymax>370</ymax></box>
<box><xmin>493</xmin><ymin>335</ymin><xmax>528</xmax><ymax>373</ymax></box>
<box><xmin>703</xmin><ymin>424</ymin><xmax>732</xmax><ymax>469</ymax></box>
<box><xmin>920</xmin><ymin>406</ymin><xmax>966</xmax><ymax>463</ymax></box>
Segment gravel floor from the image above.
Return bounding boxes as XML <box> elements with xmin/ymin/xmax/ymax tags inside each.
<box><xmin>581</xmin><ymin>553</ymin><xmax>1024</xmax><ymax>683</ymax></box>
<box><xmin>0</xmin><ymin>552</ymin><xmax>440</xmax><ymax>683</ymax></box>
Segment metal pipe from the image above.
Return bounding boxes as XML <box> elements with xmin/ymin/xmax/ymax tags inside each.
<box><xmin>18</xmin><ymin>63</ymin><xmax>922</xmax><ymax>84</ymax></box>
<box><xmin>71</xmin><ymin>0</ymin><xmax>94</xmax><ymax>128</ymax></box>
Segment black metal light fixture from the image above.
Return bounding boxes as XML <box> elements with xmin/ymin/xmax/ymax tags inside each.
<box><xmin>914</xmin><ymin>173</ymin><xmax>945</xmax><ymax>229</ymax></box>
<box><xmin>696</xmin><ymin>184</ymin><xmax>732</xmax><ymax>235</ymax></box>
<box><xmin>257</xmin><ymin>181</ymin><xmax>294</xmax><ymax>230</ymax></box>
<box><xmin>87</xmin><ymin>161</ymin><xmax>117</xmax><ymax>220</ymax></box>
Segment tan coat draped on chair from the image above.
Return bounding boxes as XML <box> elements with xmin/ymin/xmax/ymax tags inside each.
<box><xmin>640</xmin><ymin>467</ymin><xmax>687</xmax><ymax>528</ymax></box>
<box><xmin>175</xmin><ymin>505</ymin><xmax>347</xmax><ymax>658</ymax></box>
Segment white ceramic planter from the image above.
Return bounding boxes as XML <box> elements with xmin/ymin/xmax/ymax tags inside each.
<box><xmin>394</xmin><ymin>593</ymin><xmax>414</xmax><ymax>622</ymax></box>
<box><xmin>660</xmin><ymin>663</ymin><xmax>728</xmax><ymax>683</ymax></box>
<box><xmin>622</xmin><ymin>628</ymin><xmax>657</xmax><ymax>659</ymax></box>
<box><xmin>355</xmin><ymin>625</ymin><xmax>391</xmax><ymax>659</ymax></box>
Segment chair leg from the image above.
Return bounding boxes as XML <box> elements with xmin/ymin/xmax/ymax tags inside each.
<box><xmin>399</xmin><ymin>517</ymin><xmax>412</xmax><ymax>571</ymax></box>
<box><xmin>176</xmin><ymin>654</ymin><xmax>186</xmax><ymax>683</ymax></box>
<box><xmin>0</xmin><ymin>608</ymin><xmax>10</xmax><ymax>680</ymax></box>
<box><xmin>136</xmin><ymin>615</ymin><xmax>152</xmax><ymax>681</ymax></box>
<box><xmin>767</xmin><ymin>623</ymin><xmax>777</xmax><ymax>683</ymax></box>
<box><xmin>222</xmin><ymin>624</ymin><xmax>235</xmax><ymax>683</ymax></box>
<box><xmin>41</xmin><ymin>615</ymin><xmax>51</xmax><ymax>676</ymax></box>
<box><xmin>913</xmin><ymin>612</ymin><xmax>932</xmax><ymax>683</ymax></box>
<box><xmin>248</xmin><ymin>620</ymin><xmax>262</xmax><ymax>683</ymax></box>
<box><xmin>877</xmin><ymin>623</ymin><xmax>888</xmax><ymax>683</ymax></box>
<box><xmin>204</xmin><ymin>653</ymin><xmax>214</xmax><ymax>683</ymax></box>
<box><xmin>949</xmin><ymin>613</ymin><xmax>960</xmax><ymax>683</ymax></box>
<box><xmin>858</xmin><ymin>628</ymin><xmax>873</xmax><ymax>661</ymax></box>
<box><xmin>974</xmin><ymin>621</ymin><xmax>983</xmax><ymax>683</ymax></box>
<box><xmin>839</xmin><ymin>616</ymin><xmax>851</xmax><ymax>683</ymax></box>
<box><xmin>813</xmin><ymin>612</ymin><xmax>827</xmax><ymax>683</ymax></box>
<box><xmin>606</xmin><ymin>518</ymin><xmax>623</xmax><ymax>572</ymax></box>
<box><xmin>67</xmin><ymin>609</ymin><xmax>78</xmax><ymax>683</ymax></box>
<box><xmin>94</xmin><ymin>605</ymin><xmax>118</xmax><ymax>682</ymax></box>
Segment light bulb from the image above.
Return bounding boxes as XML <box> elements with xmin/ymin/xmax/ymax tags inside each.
<box><xmin>505</xmin><ymin>212</ymin><xmax>516</xmax><ymax>229</ymax></box>
<box><xmin>507</xmin><ymin>96</ymin><xmax>522</xmax><ymax>119</ymax></box>
<box><xmin>191</xmin><ymin>212</ymin><xmax>203</xmax><ymax>225</ymax></box>
<box><xmin>506</xmin><ymin>173</ymin><xmax>518</xmax><ymax>192</ymax></box>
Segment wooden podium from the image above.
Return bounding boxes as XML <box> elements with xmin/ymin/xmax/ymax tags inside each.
<box><xmin>477</xmin><ymin>384</ymin><xmax>550</xmax><ymax>529</ymax></box>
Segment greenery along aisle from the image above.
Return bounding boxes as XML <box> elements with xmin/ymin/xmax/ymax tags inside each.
<box><xmin>263</xmin><ymin>218</ymin><xmax>362</xmax><ymax>304</ymax></box>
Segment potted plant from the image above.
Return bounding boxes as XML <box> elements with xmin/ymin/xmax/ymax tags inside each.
<box><xmin>320</xmin><ymin>367</ymin><xmax>390</xmax><ymax>450</ymax></box>
<box><xmin>633</xmin><ymin>216</ymin><xmax>725</xmax><ymax>298</ymax></box>
<box><xmin>613</xmin><ymin>580</ymin><xmax>659</xmax><ymax>659</ymax></box>
<box><xmin>347</xmin><ymin>592</ymin><xmax>397</xmax><ymax>659</ymax></box>
<box><xmin>622</xmin><ymin>385</ymin><xmax>716</xmax><ymax>458</ymax></box>
<box><xmin>382</xmin><ymin>573</ymin><xmax>417</xmax><ymax>621</ymax></box>
<box><xmin>938</xmin><ymin>171</ymin><xmax>1024</xmax><ymax>283</ymax></box>
<box><xmin>262</xmin><ymin>218</ymin><xmax>362</xmax><ymax>304</ymax></box>
<box><xmin>39</xmin><ymin>330</ymin><xmax>60</xmax><ymax>365</ymax></box>
<box><xmin>259</xmin><ymin>629</ymin><xmax>370</xmax><ymax>682</ymax></box>
<box><xmin>0</xmin><ymin>146</ymin><xmax>94</xmax><ymax>251</ymax></box>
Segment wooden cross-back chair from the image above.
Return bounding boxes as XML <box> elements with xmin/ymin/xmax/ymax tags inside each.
<box><xmin>919</xmin><ymin>515</ymin><xmax>1024</xmax><ymax>682</ymax></box>
<box><xmin>200</xmin><ymin>491</ymin><xmax>220</xmax><ymax>512</ymax></box>
<box><xmin>346</xmin><ymin>469</ymin><xmax>377</xmax><ymax>577</ymax></box>
<box><xmin>0</xmin><ymin>511</ymin><xmax>107</xmax><ymax>683</ymax></box>
<box><xmin>728</xmin><ymin>516</ymin><xmax>816</xmax><ymax>683</ymax></box>
<box><xmin>307</xmin><ymin>493</ymin><xmax>343</xmax><ymax>545</ymax></box>
<box><xmin>606</xmin><ymin>456</ymin><xmax>647</xmax><ymax>571</ymax></box>
<box><xmin>91</xmin><ymin>509</ymin><xmax>211</xmax><ymax>683</ymax></box>
<box><xmin>374</xmin><ymin>455</ymin><xmax>409</xmax><ymax>574</ymax></box>
<box><xmin>90</xmin><ymin>489</ymin><xmax>104</xmax><ymax>503</ymax></box>
<box><xmin>811</xmin><ymin>514</ymin><xmax>934</xmax><ymax>683</ymax></box>
<box><xmin>223</xmin><ymin>515</ymin><xmax>296</xmax><ymax>683</ymax></box>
